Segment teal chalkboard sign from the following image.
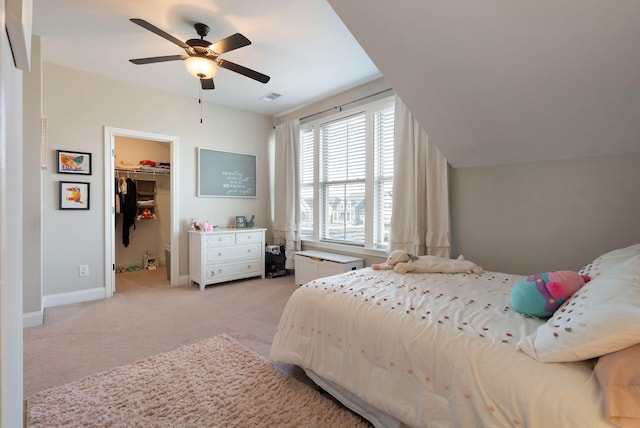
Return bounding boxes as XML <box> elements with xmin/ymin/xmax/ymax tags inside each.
<box><xmin>197</xmin><ymin>148</ymin><xmax>257</xmax><ymax>198</ymax></box>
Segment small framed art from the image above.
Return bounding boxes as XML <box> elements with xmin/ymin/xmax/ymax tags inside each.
<box><xmin>59</xmin><ymin>181</ymin><xmax>90</xmax><ymax>210</ymax></box>
<box><xmin>57</xmin><ymin>150</ymin><xmax>92</xmax><ymax>175</ymax></box>
<box><xmin>235</xmin><ymin>216</ymin><xmax>247</xmax><ymax>228</ymax></box>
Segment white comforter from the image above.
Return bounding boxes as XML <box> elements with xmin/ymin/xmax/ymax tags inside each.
<box><xmin>270</xmin><ymin>268</ymin><xmax>613</xmax><ymax>428</ymax></box>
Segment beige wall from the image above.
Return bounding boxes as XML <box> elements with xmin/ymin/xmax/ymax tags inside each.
<box><xmin>23</xmin><ymin>36</ymin><xmax>42</xmax><ymax>315</ymax></box>
<box><xmin>28</xmin><ymin>57</ymin><xmax>640</xmax><ymax>301</ymax></box>
<box><xmin>39</xmin><ymin>62</ymin><xmax>273</xmax><ymax>298</ymax></box>
<box><xmin>450</xmin><ymin>153</ymin><xmax>640</xmax><ymax>274</ymax></box>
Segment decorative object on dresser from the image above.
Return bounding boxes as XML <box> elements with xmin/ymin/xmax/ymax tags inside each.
<box><xmin>189</xmin><ymin>228</ymin><xmax>266</xmax><ymax>291</ymax></box>
<box><xmin>235</xmin><ymin>216</ymin><xmax>246</xmax><ymax>228</ymax></box>
<box><xmin>294</xmin><ymin>250</ymin><xmax>364</xmax><ymax>286</ymax></box>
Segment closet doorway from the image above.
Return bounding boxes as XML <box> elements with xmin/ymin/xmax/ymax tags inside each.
<box><xmin>103</xmin><ymin>127</ymin><xmax>180</xmax><ymax>296</ymax></box>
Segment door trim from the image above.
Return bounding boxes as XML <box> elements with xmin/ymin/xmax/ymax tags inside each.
<box><xmin>103</xmin><ymin>127</ymin><xmax>180</xmax><ymax>296</ymax></box>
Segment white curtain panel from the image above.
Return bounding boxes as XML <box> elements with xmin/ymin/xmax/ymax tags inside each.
<box><xmin>390</xmin><ymin>95</ymin><xmax>451</xmax><ymax>258</ymax></box>
<box><xmin>273</xmin><ymin>119</ymin><xmax>301</xmax><ymax>269</ymax></box>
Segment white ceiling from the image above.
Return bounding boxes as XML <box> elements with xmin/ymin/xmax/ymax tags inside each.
<box><xmin>329</xmin><ymin>0</ymin><xmax>640</xmax><ymax>167</ymax></box>
<box><xmin>31</xmin><ymin>0</ymin><xmax>381</xmax><ymax>118</ymax></box>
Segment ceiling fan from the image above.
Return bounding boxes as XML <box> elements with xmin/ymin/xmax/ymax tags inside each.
<box><xmin>129</xmin><ymin>18</ymin><xmax>270</xmax><ymax>90</ymax></box>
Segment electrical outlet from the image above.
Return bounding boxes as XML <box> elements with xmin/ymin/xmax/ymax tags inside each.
<box><xmin>79</xmin><ymin>264</ymin><xmax>89</xmax><ymax>277</ymax></box>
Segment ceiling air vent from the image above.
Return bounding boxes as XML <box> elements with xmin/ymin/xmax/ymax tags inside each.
<box><xmin>259</xmin><ymin>91</ymin><xmax>281</xmax><ymax>103</ymax></box>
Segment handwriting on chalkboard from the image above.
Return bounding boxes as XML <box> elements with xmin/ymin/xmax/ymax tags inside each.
<box><xmin>198</xmin><ymin>148</ymin><xmax>257</xmax><ymax>198</ymax></box>
<box><xmin>221</xmin><ymin>171</ymin><xmax>255</xmax><ymax>195</ymax></box>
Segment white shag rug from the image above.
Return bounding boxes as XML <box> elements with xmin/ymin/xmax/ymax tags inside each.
<box><xmin>26</xmin><ymin>334</ymin><xmax>370</xmax><ymax>427</ymax></box>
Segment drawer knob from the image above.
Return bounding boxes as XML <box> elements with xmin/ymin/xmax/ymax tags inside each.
<box><xmin>218</xmin><ymin>252</ymin><xmax>222</xmax><ymax>256</ymax></box>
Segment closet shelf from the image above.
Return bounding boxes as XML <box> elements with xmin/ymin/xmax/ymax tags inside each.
<box><xmin>135</xmin><ymin>179</ymin><xmax>158</xmax><ymax>221</ymax></box>
<box><xmin>137</xmin><ymin>214</ymin><xmax>158</xmax><ymax>220</ymax></box>
<box><xmin>115</xmin><ymin>168</ymin><xmax>170</xmax><ymax>179</ymax></box>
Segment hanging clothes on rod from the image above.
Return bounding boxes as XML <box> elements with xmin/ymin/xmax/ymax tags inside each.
<box><xmin>121</xmin><ymin>177</ymin><xmax>137</xmax><ymax>247</ymax></box>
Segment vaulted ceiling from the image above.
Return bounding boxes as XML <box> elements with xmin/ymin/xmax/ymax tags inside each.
<box><xmin>329</xmin><ymin>0</ymin><xmax>640</xmax><ymax>167</ymax></box>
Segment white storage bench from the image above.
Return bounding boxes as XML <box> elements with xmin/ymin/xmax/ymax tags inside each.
<box><xmin>294</xmin><ymin>250</ymin><xmax>364</xmax><ymax>286</ymax></box>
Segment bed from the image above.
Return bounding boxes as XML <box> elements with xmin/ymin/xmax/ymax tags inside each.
<box><xmin>270</xmin><ymin>244</ymin><xmax>640</xmax><ymax>428</ymax></box>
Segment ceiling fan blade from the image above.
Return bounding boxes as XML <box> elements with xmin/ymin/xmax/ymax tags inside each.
<box><xmin>218</xmin><ymin>59</ymin><xmax>270</xmax><ymax>84</ymax></box>
<box><xmin>129</xmin><ymin>55</ymin><xmax>187</xmax><ymax>65</ymax></box>
<box><xmin>130</xmin><ymin>18</ymin><xmax>189</xmax><ymax>49</ymax></box>
<box><xmin>201</xmin><ymin>78</ymin><xmax>215</xmax><ymax>90</ymax></box>
<box><xmin>210</xmin><ymin>33</ymin><xmax>251</xmax><ymax>54</ymax></box>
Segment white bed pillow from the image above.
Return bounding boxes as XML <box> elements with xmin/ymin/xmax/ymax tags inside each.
<box><xmin>518</xmin><ymin>255</ymin><xmax>640</xmax><ymax>363</ymax></box>
<box><xmin>579</xmin><ymin>243</ymin><xmax>640</xmax><ymax>279</ymax></box>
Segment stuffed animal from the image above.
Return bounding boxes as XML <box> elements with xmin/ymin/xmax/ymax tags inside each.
<box><xmin>510</xmin><ymin>271</ymin><xmax>591</xmax><ymax>318</ymax></box>
<box><xmin>372</xmin><ymin>250</ymin><xmax>416</xmax><ymax>270</ymax></box>
<box><xmin>372</xmin><ymin>250</ymin><xmax>483</xmax><ymax>274</ymax></box>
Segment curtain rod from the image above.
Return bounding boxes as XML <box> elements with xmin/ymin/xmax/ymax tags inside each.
<box><xmin>299</xmin><ymin>88</ymin><xmax>394</xmax><ymax>123</ymax></box>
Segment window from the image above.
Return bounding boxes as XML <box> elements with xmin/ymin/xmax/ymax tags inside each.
<box><xmin>299</xmin><ymin>96</ymin><xmax>394</xmax><ymax>251</ymax></box>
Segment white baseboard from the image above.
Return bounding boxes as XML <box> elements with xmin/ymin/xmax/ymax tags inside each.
<box><xmin>43</xmin><ymin>287</ymin><xmax>106</xmax><ymax>308</ymax></box>
<box><xmin>23</xmin><ymin>311</ymin><xmax>43</xmax><ymax>328</ymax></box>
<box><xmin>178</xmin><ymin>274</ymin><xmax>190</xmax><ymax>286</ymax></box>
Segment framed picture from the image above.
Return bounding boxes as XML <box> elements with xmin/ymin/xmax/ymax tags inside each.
<box><xmin>236</xmin><ymin>216</ymin><xmax>247</xmax><ymax>228</ymax></box>
<box><xmin>59</xmin><ymin>181</ymin><xmax>90</xmax><ymax>210</ymax></box>
<box><xmin>57</xmin><ymin>150</ymin><xmax>92</xmax><ymax>175</ymax></box>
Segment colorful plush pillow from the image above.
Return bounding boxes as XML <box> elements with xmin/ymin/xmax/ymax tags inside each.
<box><xmin>517</xmin><ymin>255</ymin><xmax>640</xmax><ymax>362</ymax></box>
<box><xmin>510</xmin><ymin>271</ymin><xmax>590</xmax><ymax>318</ymax></box>
<box><xmin>579</xmin><ymin>243</ymin><xmax>640</xmax><ymax>279</ymax></box>
<box><xmin>595</xmin><ymin>343</ymin><xmax>640</xmax><ymax>428</ymax></box>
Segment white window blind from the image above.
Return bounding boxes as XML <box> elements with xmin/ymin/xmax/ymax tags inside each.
<box><xmin>320</xmin><ymin>113</ymin><xmax>367</xmax><ymax>244</ymax></box>
<box><xmin>299</xmin><ymin>95</ymin><xmax>394</xmax><ymax>250</ymax></box>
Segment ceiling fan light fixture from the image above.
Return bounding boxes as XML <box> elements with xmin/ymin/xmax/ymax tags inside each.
<box><xmin>184</xmin><ymin>56</ymin><xmax>218</xmax><ymax>79</ymax></box>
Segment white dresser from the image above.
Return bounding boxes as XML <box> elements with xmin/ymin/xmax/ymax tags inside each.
<box><xmin>294</xmin><ymin>250</ymin><xmax>364</xmax><ymax>285</ymax></box>
<box><xmin>189</xmin><ymin>228</ymin><xmax>266</xmax><ymax>291</ymax></box>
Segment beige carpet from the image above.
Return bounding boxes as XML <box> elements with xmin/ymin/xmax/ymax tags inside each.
<box><xmin>26</xmin><ymin>334</ymin><xmax>369</xmax><ymax>427</ymax></box>
<box><xmin>24</xmin><ymin>268</ymin><xmax>299</xmax><ymax>398</ymax></box>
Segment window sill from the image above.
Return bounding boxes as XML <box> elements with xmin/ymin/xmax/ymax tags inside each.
<box><xmin>300</xmin><ymin>239</ymin><xmax>388</xmax><ymax>259</ymax></box>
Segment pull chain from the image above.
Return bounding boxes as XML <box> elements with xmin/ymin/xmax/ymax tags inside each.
<box><xmin>198</xmin><ymin>83</ymin><xmax>203</xmax><ymax>124</ymax></box>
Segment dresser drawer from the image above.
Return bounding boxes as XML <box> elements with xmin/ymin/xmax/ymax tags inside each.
<box><xmin>236</xmin><ymin>231</ymin><xmax>263</xmax><ymax>244</ymax></box>
<box><xmin>204</xmin><ymin>259</ymin><xmax>262</xmax><ymax>280</ymax></box>
<box><xmin>205</xmin><ymin>243</ymin><xmax>262</xmax><ymax>263</ymax></box>
<box><xmin>204</xmin><ymin>233</ymin><xmax>236</xmax><ymax>247</ymax></box>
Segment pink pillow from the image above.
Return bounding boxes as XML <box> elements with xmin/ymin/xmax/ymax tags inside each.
<box><xmin>595</xmin><ymin>343</ymin><xmax>640</xmax><ymax>428</ymax></box>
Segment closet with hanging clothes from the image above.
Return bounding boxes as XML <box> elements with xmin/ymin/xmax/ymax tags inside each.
<box><xmin>114</xmin><ymin>136</ymin><xmax>171</xmax><ymax>274</ymax></box>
